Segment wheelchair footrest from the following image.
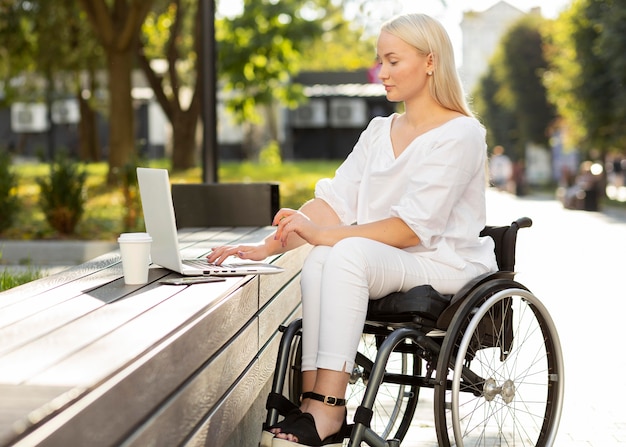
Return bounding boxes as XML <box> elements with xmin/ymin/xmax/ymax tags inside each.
<box><xmin>366</xmin><ymin>285</ymin><xmax>452</xmax><ymax>323</ymax></box>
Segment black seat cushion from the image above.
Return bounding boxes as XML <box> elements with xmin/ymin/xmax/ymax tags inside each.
<box><xmin>366</xmin><ymin>285</ymin><xmax>452</xmax><ymax>323</ymax></box>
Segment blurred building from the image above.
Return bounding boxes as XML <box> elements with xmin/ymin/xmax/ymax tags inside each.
<box><xmin>460</xmin><ymin>1</ymin><xmax>541</xmax><ymax>92</ymax></box>
<box><xmin>287</xmin><ymin>70</ymin><xmax>393</xmax><ymax>160</ymax></box>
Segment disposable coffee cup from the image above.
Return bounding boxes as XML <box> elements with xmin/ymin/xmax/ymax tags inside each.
<box><xmin>118</xmin><ymin>232</ymin><xmax>152</xmax><ymax>285</ymax></box>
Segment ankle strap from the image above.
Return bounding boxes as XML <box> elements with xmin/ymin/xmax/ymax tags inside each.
<box><xmin>301</xmin><ymin>391</ymin><xmax>346</xmax><ymax>407</ymax></box>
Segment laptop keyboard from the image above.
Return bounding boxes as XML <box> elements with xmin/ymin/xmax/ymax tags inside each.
<box><xmin>183</xmin><ymin>259</ymin><xmax>210</xmax><ymax>268</ymax></box>
<box><xmin>182</xmin><ymin>259</ymin><xmax>235</xmax><ymax>272</ymax></box>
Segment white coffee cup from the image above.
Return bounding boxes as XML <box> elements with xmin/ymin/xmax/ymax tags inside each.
<box><xmin>118</xmin><ymin>232</ymin><xmax>152</xmax><ymax>285</ymax></box>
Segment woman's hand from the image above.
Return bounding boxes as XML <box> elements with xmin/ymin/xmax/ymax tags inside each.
<box><xmin>273</xmin><ymin>208</ymin><xmax>324</xmax><ymax>248</ymax></box>
<box><xmin>207</xmin><ymin>243</ymin><xmax>269</xmax><ymax>265</ymax></box>
<box><xmin>208</xmin><ymin>202</ymin><xmax>338</xmax><ymax>265</ymax></box>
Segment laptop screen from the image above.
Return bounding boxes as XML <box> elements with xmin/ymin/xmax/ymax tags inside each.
<box><xmin>136</xmin><ymin>167</ymin><xmax>185</xmax><ymax>272</ymax></box>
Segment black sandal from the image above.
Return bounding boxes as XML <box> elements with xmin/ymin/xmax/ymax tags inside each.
<box><xmin>260</xmin><ymin>392</ymin><xmax>305</xmax><ymax>447</ymax></box>
<box><xmin>270</xmin><ymin>393</ymin><xmax>351</xmax><ymax>447</ymax></box>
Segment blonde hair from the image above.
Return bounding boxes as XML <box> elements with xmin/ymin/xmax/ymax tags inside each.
<box><xmin>381</xmin><ymin>14</ymin><xmax>472</xmax><ymax>117</ymax></box>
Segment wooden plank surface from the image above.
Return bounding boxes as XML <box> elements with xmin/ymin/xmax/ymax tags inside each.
<box><xmin>0</xmin><ymin>227</ymin><xmax>266</xmax><ymax>355</ymax></box>
<box><xmin>0</xmin><ymin>384</ymin><xmax>75</xmax><ymax>446</ymax></box>
<box><xmin>259</xmin><ymin>277</ymin><xmax>302</xmax><ymax>348</ymax></box>
<box><xmin>7</xmin><ymin>277</ymin><xmax>258</xmax><ymax>446</ymax></box>
<box><xmin>184</xmin><ymin>299</ymin><xmax>300</xmax><ymax>447</ymax></box>
<box><xmin>0</xmin><ymin>224</ymin><xmax>305</xmax><ymax>447</ymax></box>
<box><xmin>0</xmin><ymin>226</ymin><xmax>248</xmax><ymax>310</ymax></box>
<box><xmin>259</xmin><ymin>244</ymin><xmax>311</xmax><ymax>307</ymax></box>
<box><xmin>120</xmin><ymin>319</ymin><xmax>260</xmax><ymax>446</ymax></box>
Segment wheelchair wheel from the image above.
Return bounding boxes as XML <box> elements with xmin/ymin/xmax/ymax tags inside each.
<box><xmin>434</xmin><ymin>282</ymin><xmax>564</xmax><ymax>447</ymax></box>
<box><xmin>288</xmin><ymin>331</ymin><xmax>421</xmax><ymax>441</ymax></box>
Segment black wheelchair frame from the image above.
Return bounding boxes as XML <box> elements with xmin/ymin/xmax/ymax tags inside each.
<box><xmin>264</xmin><ymin>217</ymin><xmax>564</xmax><ymax>447</ymax></box>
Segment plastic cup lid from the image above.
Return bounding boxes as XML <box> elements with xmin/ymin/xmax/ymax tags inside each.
<box><xmin>118</xmin><ymin>232</ymin><xmax>152</xmax><ymax>243</ymax></box>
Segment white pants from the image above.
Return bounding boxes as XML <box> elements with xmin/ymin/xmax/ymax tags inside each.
<box><xmin>299</xmin><ymin>237</ymin><xmax>490</xmax><ymax>373</ymax></box>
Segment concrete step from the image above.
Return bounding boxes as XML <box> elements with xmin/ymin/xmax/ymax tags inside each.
<box><xmin>0</xmin><ymin>240</ymin><xmax>117</xmax><ymax>266</ymax></box>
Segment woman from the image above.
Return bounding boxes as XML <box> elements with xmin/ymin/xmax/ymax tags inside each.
<box><xmin>208</xmin><ymin>13</ymin><xmax>498</xmax><ymax>447</ymax></box>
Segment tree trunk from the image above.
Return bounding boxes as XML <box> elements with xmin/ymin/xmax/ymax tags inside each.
<box><xmin>77</xmin><ymin>79</ymin><xmax>100</xmax><ymax>162</ymax></box>
<box><xmin>106</xmin><ymin>49</ymin><xmax>135</xmax><ymax>183</ymax></box>
<box><xmin>171</xmin><ymin>110</ymin><xmax>199</xmax><ymax>170</ymax></box>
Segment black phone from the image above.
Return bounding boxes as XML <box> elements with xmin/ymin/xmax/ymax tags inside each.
<box><xmin>159</xmin><ymin>276</ymin><xmax>226</xmax><ymax>285</ymax></box>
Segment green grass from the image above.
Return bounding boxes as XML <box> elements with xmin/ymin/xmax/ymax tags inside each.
<box><xmin>0</xmin><ymin>267</ymin><xmax>41</xmax><ymax>291</ymax></box>
<box><xmin>3</xmin><ymin>159</ymin><xmax>341</xmax><ymax>242</ymax></box>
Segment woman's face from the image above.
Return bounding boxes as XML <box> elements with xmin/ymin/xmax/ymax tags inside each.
<box><xmin>376</xmin><ymin>30</ymin><xmax>431</xmax><ymax>103</ymax></box>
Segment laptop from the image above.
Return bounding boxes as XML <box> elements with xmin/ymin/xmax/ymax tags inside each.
<box><xmin>136</xmin><ymin>167</ymin><xmax>284</xmax><ymax>276</ymax></box>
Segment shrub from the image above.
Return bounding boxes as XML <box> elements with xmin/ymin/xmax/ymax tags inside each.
<box><xmin>37</xmin><ymin>155</ymin><xmax>87</xmax><ymax>235</ymax></box>
<box><xmin>0</xmin><ymin>152</ymin><xmax>19</xmax><ymax>234</ymax></box>
<box><xmin>259</xmin><ymin>140</ymin><xmax>282</xmax><ymax>167</ymax></box>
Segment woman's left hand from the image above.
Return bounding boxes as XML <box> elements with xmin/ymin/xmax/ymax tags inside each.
<box><xmin>207</xmin><ymin>243</ymin><xmax>268</xmax><ymax>265</ymax></box>
<box><xmin>273</xmin><ymin>208</ymin><xmax>324</xmax><ymax>248</ymax></box>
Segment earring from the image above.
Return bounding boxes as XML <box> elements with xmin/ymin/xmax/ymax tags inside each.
<box><xmin>427</xmin><ymin>71</ymin><xmax>433</xmax><ymax>76</ymax></box>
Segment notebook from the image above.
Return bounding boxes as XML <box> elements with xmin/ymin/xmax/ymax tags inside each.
<box><xmin>136</xmin><ymin>167</ymin><xmax>284</xmax><ymax>276</ymax></box>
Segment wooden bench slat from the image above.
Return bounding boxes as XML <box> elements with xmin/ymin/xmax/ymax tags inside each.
<box><xmin>120</xmin><ymin>319</ymin><xmax>260</xmax><ymax>446</ymax></box>
<box><xmin>259</xmin><ymin>278</ymin><xmax>302</xmax><ymax>347</ymax></box>
<box><xmin>0</xmin><ymin>254</ymin><xmax>122</xmax><ymax>308</ymax></box>
<box><xmin>260</xmin><ymin>245</ymin><xmax>311</xmax><ymax>307</ymax></box>
<box><xmin>184</xmin><ymin>322</ymin><xmax>295</xmax><ymax>447</ymax></box>
<box><xmin>0</xmin><ymin>264</ymin><xmax>125</xmax><ymax>330</ymax></box>
<box><xmin>0</xmin><ymin>384</ymin><xmax>74</xmax><ymax>445</ymax></box>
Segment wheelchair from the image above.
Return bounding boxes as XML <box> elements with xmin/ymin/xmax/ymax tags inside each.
<box><xmin>264</xmin><ymin>217</ymin><xmax>564</xmax><ymax>446</ymax></box>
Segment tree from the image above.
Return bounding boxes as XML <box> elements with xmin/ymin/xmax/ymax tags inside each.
<box><xmin>138</xmin><ymin>0</ymin><xmax>358</xmax><ymax>167</ymax></box>
<box><xmin>78</xmin><ymin>0</ymin><xmax>154</xmax><ymax>182</ymax></box>
<box><xmin>544</xmin><ymin>0</ymin><xmax>626</xmax><ymax>159</ymax></box>
<box><xmin>0</xmin><ymin>0</ymin><xmax>104</xmax><ymax>161</ymax></box>
<box><xmin>0</xmin><ymin>1</ymin><xmax>35</xmax><ymax>88</ymax></box>
<box><xmin>138</xmin><ymin>0</ymin><xmax>201</xmax><ymax>170</ymax></box>
<box><xmin>474</xmin><ymin>15</ymin><xmax>555</xmax><ymax>161</ymax></box>
<box><xmin>216</xmin><ymin>0</ymin><xmax>331</xmax><ymax>158</ymax></box>
<box><xmin>500</xmin><ymin>16</ymin><xmax>555</xmax><ymax>150</ymax></box>
<box><xmin>473</xmin><ymin>59</ymin><xmax>519</xmax><ymax>152</ymax></box>
<box><xmin>298</xmin><ymin>5</ymin><xmax>377</xmax><ymax>72</ymax></box>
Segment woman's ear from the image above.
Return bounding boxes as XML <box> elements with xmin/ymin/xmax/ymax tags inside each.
<box><xmin>426</xmin><ymin>52</ymin><xmax>435</xmax><ymax>73</ymax></box>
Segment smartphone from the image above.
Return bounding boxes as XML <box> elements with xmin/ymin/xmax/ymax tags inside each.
<box><xmin>160</xmin><ymin>276</ymin><xmax>226</xmax><ymax>285</ymax></box>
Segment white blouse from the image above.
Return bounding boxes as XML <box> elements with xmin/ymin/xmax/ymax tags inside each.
<box><xmin>315</xmin><ymin>113</ymin><xmax>498</xmax><ymax>271</ymax></box>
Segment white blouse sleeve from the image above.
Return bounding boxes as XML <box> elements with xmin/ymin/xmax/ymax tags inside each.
<box><xmin>314</xmin><ymin>118</ymin><xmax>384</xmax><ymax>224</ymax></box>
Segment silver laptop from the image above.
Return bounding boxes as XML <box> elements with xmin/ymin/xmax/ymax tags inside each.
<box><xmin>136</xmin><ymin>167</ymin><xmax>284</xmax><ymax>276</ymax></box>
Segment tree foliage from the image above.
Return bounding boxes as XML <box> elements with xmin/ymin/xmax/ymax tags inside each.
<box><xmin>474</xmin><ymin>14</ymin><xmax>555</xmax><ymax>161</ymax></box>
<box><xmin>0</xmin><ymin>1</ymin><xmax>104</xmax><ymax>161</ymax></box>
<box><xmin>544</xmin><ymin>0</ymin><xmax>626</xmax><ymax>158</ymax></box>
<box><xmin>298</xmin><ymin>5</ymin><xmax>377</xmax><ymax>71</ymax></box>
<box><xmin>473</xmin><ymin>59</ymin><xmax>519</xmax><ymax>152</ymax></box>
<box><xmin>216</xmin><ymin>0</ymin><xmax>327</xmax><ymax>124</ymax></box>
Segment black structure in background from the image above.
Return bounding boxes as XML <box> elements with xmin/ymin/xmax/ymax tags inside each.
<box><xmin>289</xmin><ymin>70</ymin><xmax>393</xmax><ymax>160</ymax></box>
<box><xmin>200</xmin><ymin>0</ymin><xmax>218</xmax><ymax>183</ymax></box>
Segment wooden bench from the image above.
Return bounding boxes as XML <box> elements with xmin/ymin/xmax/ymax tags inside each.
<box><xmin>0</xmin><ymin>226</ymin><xmax>309</xmax><ymax>446</ymax></box>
